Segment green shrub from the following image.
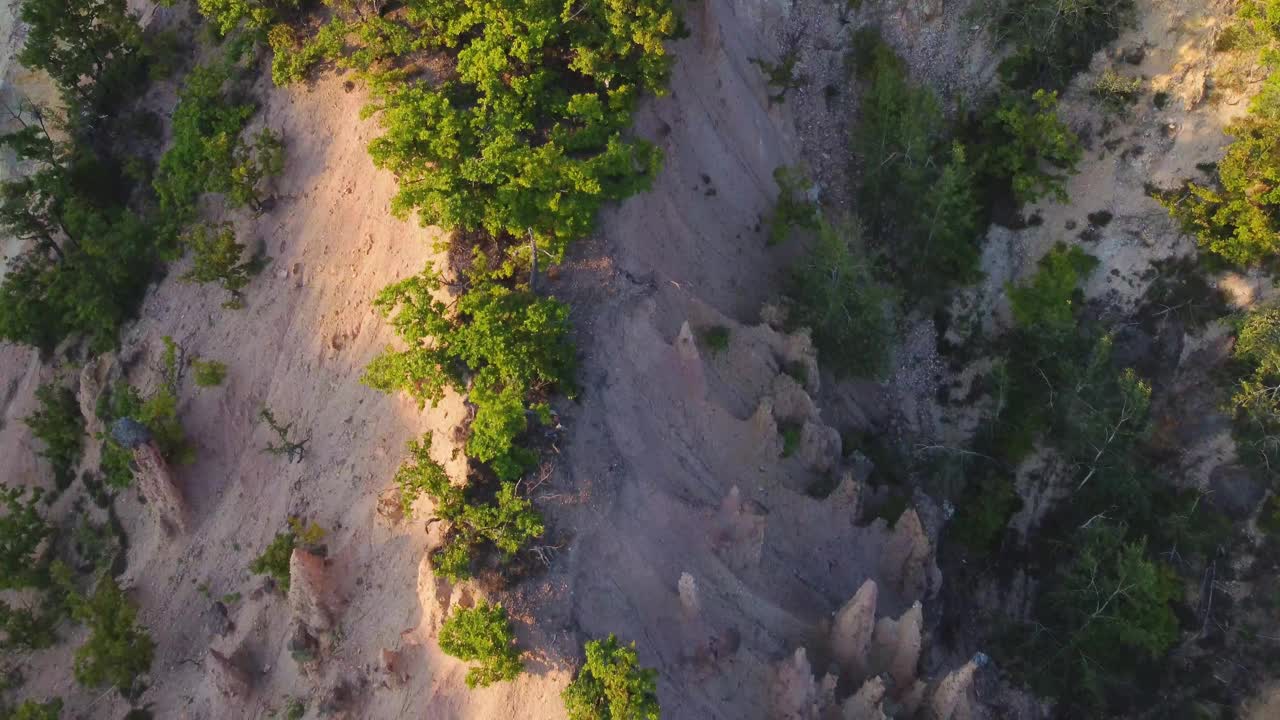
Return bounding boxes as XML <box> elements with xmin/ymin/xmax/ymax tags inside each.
<box><xmin>249</xmin><ymin>517</ymin><xmax>325</xmax><ymax>591</ymax></box>
<box><xmin>780</xmin><ymin>424</ymin><xmax>801</xmax><ymax>458</ymax></box>
<box><xmin>192</xmin><ymin>359</ymin><xmax>228</xmax><ymax>387</ymax></box>
<box><xmin>951</xmin><ymin>474</ymin><xmax>1021</xmax><ymax>552</ymax></box>
<box><xmin>1090</xmin><ymin>68</ymin><xmax>1142</xmax><ymax>113</ymax></box>
<box><xmin>438</xmin><ymin>602</ymin><xmax>523</xmax><ymax>688</ymax></box>
<box><xmin>562</xmin><ymin>635</ymin><xmax>660</xmax><ymax>720</ymax></box>
<box><xmin>701</xmin><ymin>326</ymin><xmax>730</xmax><ymax>354</ymax></box>
<box><xmin>25</xmin><ymin>383</ymin><xmax>84</xmax><ymax>490</ymax></box>
<box><xmin>6</xmin><ymin>698</ymin><xmax>63</xmax><ymax>720</ymax></box>
<box><xmin>58</xmin><ymin>570</ymin><xmax>154</xmax><ymax>693</ymax></box>
<box><xmin>228</xmin><ymin>128</ymin><xmax>285</xmax><ymax>212</ymax></box>
<box><xmin>392</xmin><ymin>434</ymin><xmax>452</xmax><ymax>516</ymax></box>
<box><xmin>397</xmin><ymin>433</ymin><xmax>543</xmax><ymax>582</ymax></box>
<box><xmin>789</xmin><ymin>219</ymin><xmax>894</xmax><ymax>378</ymax></box>
<box><xmin>1007</xmin><ymin>243</ymin><xmax>1098</xmax><ymax>335</ymax></box>
<box><xmin>0</xmin><ymin>486</ymin><xmax>52</xmax><ymax>590</ymax></box>
<box><xmin>0</xmin><ymin>599</ymin><xmax>59</xmax><ymax>651</ymax></box>
<box><xmin>767</xmin><ymin>165</ymin><xmax>820</xmax><ymax>245</ymax></box>
<box><xmin>978</xmin><ymin>89</ymin><xmax>1082</xmax><ymax>204</ymax></box>
<box><xmin>282</xmin><ymin>697</ymin><xmax>305</xmax><ymax>720</ymax></box>
<box><xmin>180</xmin><ymin>223</ymin><xmax>261</xmax><ymax>308</ymax></box>
<box><xmin>196</xmin><ymin>0</ymin><xmax>298</xmax><ymax>36</ymax></box>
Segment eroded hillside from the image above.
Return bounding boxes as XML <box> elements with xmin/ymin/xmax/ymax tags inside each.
<box><xmin>0</xmin><ymin>0</ymin><xmax>1278</xmax><ymax>719</ymax></box>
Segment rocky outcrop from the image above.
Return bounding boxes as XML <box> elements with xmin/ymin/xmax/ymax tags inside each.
<box><xmin>207</xmin><ymin>648</ymin><xmax>251</xmax><ymax>698</ymax></box>
<box><xmin>678</xmin><ymin>572</ymin><xmax>700</xmax><ymax>617</ymax></box>
<box><xmin>870</xmin><ymin>602</ymin><xmax>923</xmax><ymax>693</ymax></box>
<box><xmin>773</xmin><ymin>648</ymin><xmax>822</xmax><ymax>720</ymax></box>
<box><xmin>798</xmin><ymin>420</ymin><xmax>841</xmax><ymax>473</ymax></box>
<box><xmin>711</xmin><ymin>486</ymin><xmax>767</xmax><ymax>570</ymax></box>
<box><xmin>288</xmin><ymin>548</ymin><xmax>337</xmax><ymax>632</ymax></box>
<box><xmin>112</xmin><ymin>419</ymin><xmax>188</xmax><ymax>534</ymax></box>
<box><xmin>880</xmin><ymin>510</ymin><xmax>939</xmax><ymax>601</ymax></box>
<box><xmin>842</xmin><ymin>676</ymin><xmax>888</xmax><ymax>720</ymax></box>
<box><xmin>830</xmin><ymin>579</ymin><xmax>878</xmax><ymax>678</ymax></box>
<box><xmin>926</xmin><ymin>653</ymin><xmax>989</xmax><ymax>720</ymax></box>
<box><xmin>78</xmin><ymin>353</ymin><xmax>119</xmax><ymax>436</ymax></box>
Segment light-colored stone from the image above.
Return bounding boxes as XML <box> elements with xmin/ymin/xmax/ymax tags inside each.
<box><xmin>870</xmin><ymin>602</ymin><xmax>923</xmax><ymax>693</ymax></box>
<box><xmin>926</xmin><ymin>654</ymin><xmax>987</xmax><ymax>720</ymax></box>
<box><xmin>678</xmin><ymin>572</ymin><xmax>700</xmax><ymax>617</ymax></box>
<box><xmin>830</xmin><ymin>579</ymin><xmax>878</xmax><ymax>678</ymax></box>
<box><xmin>797</xmin><ymin>420</ymin><xmax>841</xmax><ymax>473</ymax></box>
<box><xmin>132</xmin><ymin>441</ymin><xmax>188</xmax><ymax>534</ymax></box>
<box><xmin>288</xmin><ymin>548</ymin><xmax>336</xmax><ymax>632</ymax></box>
<box><xmin>842</xmin><ymin>676</ymin><xmax>888</xmax><ymax>720</ymax></box>
<box><xmin>77</xmin><ymin>352</ymin><xmax>119</xmax><ymax>436</ymax></box>
<box><xmin>880</xmin><ymin>509</ymin><xmax>936</xmax><ymax>601</ymax></box>
<box><xmin>773</xmin><ymin>648</ymin><xmax>820</xmax><ymax>720</ymax></box>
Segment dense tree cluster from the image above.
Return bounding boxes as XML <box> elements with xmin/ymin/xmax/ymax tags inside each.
<box><xmin>53</xmin><ymin>565</ymin><xmax>153</xmax><ymax>694</ymax></box>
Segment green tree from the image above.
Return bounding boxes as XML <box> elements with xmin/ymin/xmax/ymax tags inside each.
<box><xmin>789</xmin><ymin>219</ymin><xmax>894</xmax><ymax>378</ymax></box>
<box><xmin>62</xmin><ymin>573</ymin><xmax>154</xmax><ymax>693</ymax></box>
<box><xmin>0</xmin><ymin>486</ymin><xmax>51</xmax><ymax>591</ymax></box>
<box><xmin>1007</xmin><ymin>243</ymin><xmax>1099</xmax><ymax>335</ymax></box>
<box><xmin>228</xmin><ymin>128</ymin><xmax>285</xmax><ymax>212</ymax></box>
<box><xmin>18</xmin><ymin>0</ymin><xmax>146</xmax><ymax>111</ymax></box>
<box><xmin>196</xmin><ymin>0</ymin><xmax>298</xmax><ymax>36</ymax></box>
<box><xmin>153</xmin><ymin>63</ymin><xmax>256</xmax><ymax>220</ymax></box>
<box><xmin>0</xmin><ymin>600</ymin><xmax>59</xmax><ymax>651</ymax></box>
<box><xmin>992</xmin><ymin>0</ymin><xmax>1136</xmax><ymax>92</ymax></box>
<box><xmin>25</xmin><ymin>383</ymin><xmax>84</xmax><ymax>490</ymax></box>
<box><xmin>562</xmin><ymin>635</ymin><xmax>660</xmax><ymax>720</ymax></box>
<box><xmin>1029</xmin><ymin>526</ymin><xmax>1179</xmax><ymax>708</ymax></box>
<box><xmin>979</xmin><ymin>89</ymin><xmax>1082</xmax><ymax>204</ymax></box>
<box><xmin>363</xmin><ymin>262</ymin><xmax>573</xmax><ymax>480</ymax></box>
<box><xmin>392</xmin><ymin>433</ymin><xmax>453</xmax><ymax>516</ymax></box>
<box><xmin>180</xmin><ymin>223</ymin><xmax>260</xmax><ymax>307</ymax></box>
<box><xmin>438</xmin><ymin>602</ymin><xmax>523</xmax><ymax>688</ymax></box>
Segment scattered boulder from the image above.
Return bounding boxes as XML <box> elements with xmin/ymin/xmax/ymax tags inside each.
<box><xmin>207</xmin><ymin>648</ymin><xmax>251</xmax><ymax>698</ymax></box>
<box><xmin>205</xmin><ymin>600</ymin><xmax>233</xmax><ymax>638</ymax></box>
<box><xmin>288</xmin><ymin>549</ymin><xmax>337</xmax><ymax>633</ymax></box>
<box><xmin>830</xmin><ymin>579</ymin><xmax>878</xmax><ymax>678</ymax></box>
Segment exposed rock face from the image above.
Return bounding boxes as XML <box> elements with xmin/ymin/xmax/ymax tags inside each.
<box><xmin>207</xmin><ymin>648</ymin><xmax>251</xmax><ymax>698</ymax></box>
<box><xmin>842</xmin><ymin>676</ymin><xmax>888</xmax><ymax>720</ymax></box>
<box><xmin>830</xmin><ymin>579</ymin><xmax>878</xmax><ymax>677</ymax></box>
<box><xmin>870</xmin><ymin>602</ymin><xmax>923</xmax><ymax>693</ymax></box>
<box><xmin>678</xmin><ymin>572</ymin><xmax>700</xmax><ymax>617</ymax></box>
<box><xmin>880</xmin><ymin>510</ymin><xmax>938</xmax><ymax>600</ymax></box>
<box><xmin>798</xmin><ymin>420</ymin><xmax>841</xmax><ymax>473</ymax></box>
<box><xmin>926</xmin><ymin>653</ymin><xmax>988</xmax><ymax>720</ymax></box>
<box><xmin>828</xmin><ymin>469</ymin><xmax>863</xmax><ymax>519</ymax></box>
<box><xmin>113</xmin><ymin>419</ymin><xmax>189</xmax><ymax>534</ymax></box>
<box><xmin>773</xmin><ymin>648</ymin><xmax>822</xmax><ymax>720</ymax></box>
<box><xmin>78</xmin><ymin>353</ymin><xmax>119</xmax><ymax>436</ymax></box>
<box><xmin>711</xmin><ymin>486</ymin><xmax>767</xmax><ymax>570</ymax></box>
<box><xmin>288</xmin><ymin>548</ymin><xmax>337</xmax><ymax>632</ymax></box>
<box><xmin>288</xmin><ymin>622</ymin><xmax>319</xmax><ymax>666</ymax></box>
